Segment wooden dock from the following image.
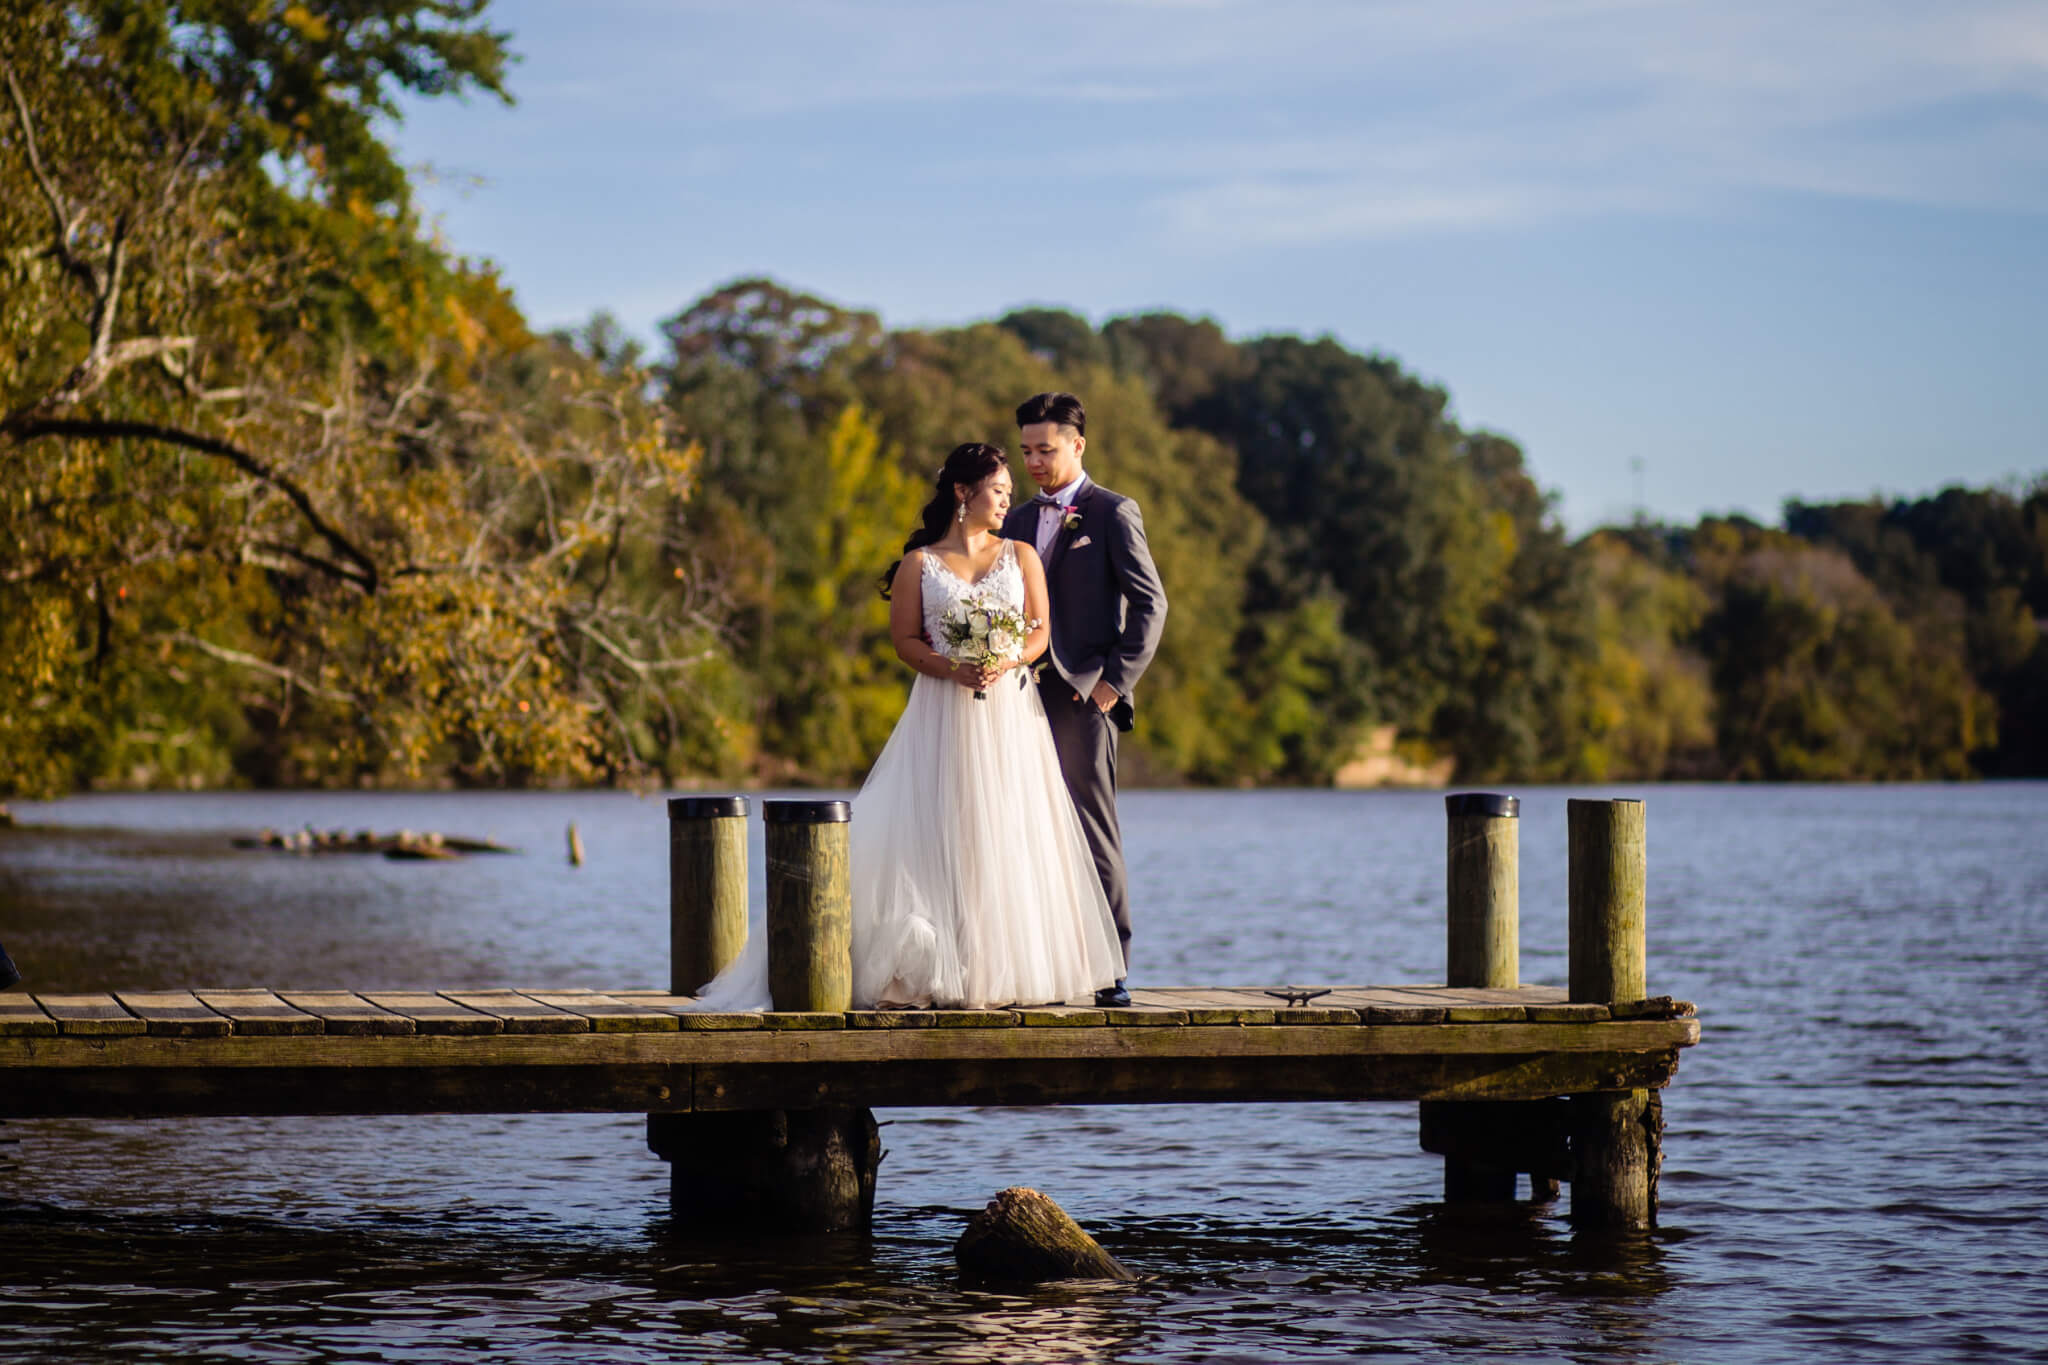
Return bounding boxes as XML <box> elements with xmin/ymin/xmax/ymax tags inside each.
<box><xmin>0</xmin><ymin>984</ymin><xmax>1697</xmax><ymax>1118</ymax></box>
<box><xmin>3</xmin><ymin>793</ymin><xmax>1698</xmax><ymax>1236</ymax></box>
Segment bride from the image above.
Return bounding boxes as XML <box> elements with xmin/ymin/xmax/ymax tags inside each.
<box><xmin>691</xmin><ymin>442</ymin><xmax>1124</xmax><ymax>1011</ymax></box>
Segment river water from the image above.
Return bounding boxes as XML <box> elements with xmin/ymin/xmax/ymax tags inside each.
<box><xmin>1</xmin><ymin>785</ymin><xmax>2044</xmax><ymax>1363</ymax></box>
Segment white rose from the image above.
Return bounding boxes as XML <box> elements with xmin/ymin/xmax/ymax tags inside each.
<box><xmin>986</xmin><ymin>627</ymin><xmax>1014</xmax><ymax>655</ymax></box>
<box><xmin>968</xmin><ymin>611</ymin><xmax>990</xmax><ymax>637</ymax></box>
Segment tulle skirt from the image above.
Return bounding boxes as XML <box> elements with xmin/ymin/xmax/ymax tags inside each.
<box><xmin>689</xmin><ymin>670</ymin><xmax>1123</xmax><ymax>1011</ymax></box>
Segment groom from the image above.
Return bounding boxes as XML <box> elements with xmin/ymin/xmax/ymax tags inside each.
<box><xmin>1003</xmin><ymin>392</ymin><xmax>1168</xmax><ymax>1007</ymax></box>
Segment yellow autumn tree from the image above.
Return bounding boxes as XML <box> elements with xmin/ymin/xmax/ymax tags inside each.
<box><xmin>0</xmin><ymin>2</ymin><xmax>719</xmax><ymax>795</ymax></box>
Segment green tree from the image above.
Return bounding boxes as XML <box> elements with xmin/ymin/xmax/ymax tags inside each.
<box><xmin>1693</xmin><ymin>523</ymin><xmax>1993</xmax><ymax>779</ymax></box>
<box><xmin>1559</xmin><ymin>533</ymin><xmax>1716</xmax><ymax>780</ymax></box>
<box><xmin>1</xmin><ymin>2</ymin><xmax>720</xmax><ymax>796</ymax></box>
<box><xmin>764</xmin><ymin>404</ymin><xmax>923</xmax><ymax>780</ymax></box>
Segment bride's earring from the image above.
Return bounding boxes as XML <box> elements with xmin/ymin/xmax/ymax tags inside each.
<box><xmin>956</xmin><ymin>502</ymin><xmax>967</xmax><ymax>524</ymax></box>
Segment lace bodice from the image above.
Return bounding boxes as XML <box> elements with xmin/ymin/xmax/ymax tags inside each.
<box><xmin>920</xmin><ymin>541</ymin><xmax>1024</xmax><ymax>659</ymax></box>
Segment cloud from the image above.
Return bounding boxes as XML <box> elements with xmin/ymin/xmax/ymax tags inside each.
<box><xmin>423</xmin><ymin>0</ymin><xmax>2048</xmax><ymax>249</ymax></box>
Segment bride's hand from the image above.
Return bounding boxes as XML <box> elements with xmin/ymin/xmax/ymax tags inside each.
<box><xmin>964</xmin><ymin>661</ymin><xmax>1005</xmax><ymax>691</ymax></box>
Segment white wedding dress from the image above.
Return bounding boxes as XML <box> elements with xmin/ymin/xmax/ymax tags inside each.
<box><xmin>689</xmin><ymin>540</ymin><xmax>1123</xmax><ymax>1011</ymax></box>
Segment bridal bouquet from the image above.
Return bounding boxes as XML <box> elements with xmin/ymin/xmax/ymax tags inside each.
<box><xmin>938</xmin><ymin>596</ymin><xmax>1038</xmax><ymax>700</ymax></box>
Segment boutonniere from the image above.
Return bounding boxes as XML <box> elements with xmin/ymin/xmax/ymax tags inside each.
<box><xmin>1060</xmin><ymin>510</ymin><xmax>1084</xmax><ymax>535</ymax></box>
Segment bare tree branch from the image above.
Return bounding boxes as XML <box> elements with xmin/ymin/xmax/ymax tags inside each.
<box><xmin>7</xmin><ymin>416</ymin><xmax>381</xmax><ymax>592</ymax></box>
<box><xmin>0</xmin><ymin>56</ymin><xmax>94</xmax><ymax>295</ymax></box>
<box><xmin>160</xmin><ymin>631</ymin><xmax>357</xmax><ymax>705</ymax></box>
<box><xmin>572</xmin><ymin>618</ymin><xmax>715</xmax><ymax>675</ymax></box>
<box><xmin>244</xmin><ymin>539</ymin><xmax>371</xmax><ymax>588</ymax></box>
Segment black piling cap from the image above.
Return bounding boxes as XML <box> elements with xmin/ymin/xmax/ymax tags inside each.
<box><xmin>1445</xmin><ymin>792</ymin><xmax>1518</xmax><ymax>819</ymax></box>
<box><xmin>762</xmin><ymin>798</ymin><xmax>852</xmax><ymax>824</ymax></box>
<box><xmin>667</xmin><ymin>796</ymin><xmax>750</xmax><ymax>820</ymax></box>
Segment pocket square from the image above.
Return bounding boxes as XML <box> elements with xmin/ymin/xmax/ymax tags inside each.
<box><xmin>1071</xmin><ymin>535</ymin><xmax>1092</xmax><ymax>548</ymax></box>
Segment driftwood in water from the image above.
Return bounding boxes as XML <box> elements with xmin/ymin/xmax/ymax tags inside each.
<box><xmin>230</xmin><ymin>828</ymin><xmax>516</xmax><ymax>859</ymax></box>
<box><xmin>955</xmin><ymin>1187</ymin><xmax>1136</xmax><ymax>1284</ymax></box>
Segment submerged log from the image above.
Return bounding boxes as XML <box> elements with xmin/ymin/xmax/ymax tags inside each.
<box><xmin>440</xmin><ymin>835</ymin><xmax>516</xmax><ymax>855</ymax></box>
<box><xmin>955</xmin><ymin>1187</ymin><xmax>1136</xmax><ymax>1284</ymax></box>
<box><xmin>383</xmin><ymin>843</ymin><xmax>460</xmax><ymax>862</ymax></box>
<box><xmin>229</xmin><ymin>828</ymin><xmax>515</xmax><ymax>858</ymax></box>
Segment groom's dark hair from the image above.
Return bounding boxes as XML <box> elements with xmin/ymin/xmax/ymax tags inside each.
<box><xmin>1015</xmin><ymin>391</ymin><xmax>1085</xmax><ymax>437</ymax></box>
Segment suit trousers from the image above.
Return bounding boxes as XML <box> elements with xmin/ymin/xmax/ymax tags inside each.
<box><xmin>1040</xmin><ymin>683</ymin><xmax>1131</xmax><ymax>969</ymax></box>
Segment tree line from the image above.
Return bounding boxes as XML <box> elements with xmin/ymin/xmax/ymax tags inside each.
<box><xmin>4</xmin><ymin>2</ymin><xmax>2042</xmax><ymax>798</ymax></box>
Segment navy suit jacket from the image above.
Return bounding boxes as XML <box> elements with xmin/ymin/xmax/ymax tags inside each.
<box><xmin>1002</xmin><ymin>478</ymin><xmax>1168</xmax><ymax>732</ymax></box>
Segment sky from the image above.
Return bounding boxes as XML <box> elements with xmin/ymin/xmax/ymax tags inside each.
<box><xmin>389</xmin><ymin>0</ymin><xmax>2048</xmax><ymax>531</ymax></box>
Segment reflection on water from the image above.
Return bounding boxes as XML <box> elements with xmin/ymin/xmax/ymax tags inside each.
<box><xmin>0</xmin><ymin>1187</ymin><xmax>1678</xmax><ymax>1364</ymax></box>
<box><xmin>3</xmin><ymin>785</ymin><xmax>2047</xmax><ymax>1362</ymax></box>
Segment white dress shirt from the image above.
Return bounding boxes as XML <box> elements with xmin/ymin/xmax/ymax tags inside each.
<box><xmin>1034</xmin><ymin>475</ymin><xmax>1089</xmax><ymax>559</ymax></box>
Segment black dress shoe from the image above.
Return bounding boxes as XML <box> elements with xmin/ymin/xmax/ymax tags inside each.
<box><xmin>0</xmin><ymin>942</ymin><xmax>19</xmax><ymax>992</ymax></box>
<box><xmin>1094</xmin><ymin>979</ymin><xmax>1130</xmax><ymax>1008</ymax></box>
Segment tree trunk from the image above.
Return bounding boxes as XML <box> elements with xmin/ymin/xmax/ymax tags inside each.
<box><xmin>955</xmin><ymin>1187</ymin><xmax>1136</xmax><ymax>1283</ymax></box>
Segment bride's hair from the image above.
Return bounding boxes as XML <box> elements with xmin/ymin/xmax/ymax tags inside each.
<box><xmin>879</xmin><ymin>441</ymin><xmax>1008</xmax><ymax>599</ymax></box>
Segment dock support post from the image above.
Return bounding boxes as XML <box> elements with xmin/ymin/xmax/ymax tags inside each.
<box><xmin>655</xmin><ymin>796</ymin><xmax>877</xmax><ymax>1235</ymax></box>
<box><xmin>667</xmin><ymin>796</ymin><xmax>750</xmax><ymax>996</ymax></box>
<box><xmin>1567</xmin><ymin>797</ymin><xmax>1657</xmax><ymax>1230</ymax></box>
<box><xmin>1446</xmin><ymin>792</ymin><xmax>1518</xmax><ymax>991</ymax></box>
<box><xmin>649</xmin><ymin>1108</ymin><xmax>881</xmax><ymax>1235</ymax></box>
<box><xmin>1426</xmin><ymin>793</ymin><xmax>1527</xmax><ymax>1203</ymax></box>
<box><xmin>763</xmin><ymin>799</ymin><xmax>853</xmax><ymax>1015</ymax></box>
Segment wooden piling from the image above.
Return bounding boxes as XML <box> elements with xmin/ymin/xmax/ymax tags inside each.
<box><xmin>668</xmin><ymin>796</ymin><xmax>749</xmax><ymax>997</ymax></box>
<box><xmin>649</xmin><ymin>1108</ymin><xmax>881</xmax><ymax>1234</ymax></box>
<box><xmin>1446</xmin><ymin>793</ymin><xmax>1518</xmax><ymax>990</ymax></box>
<box><xmin>659</xmin><ymin>796</ymin><xmax>876</xmax><ymax>1233</ymax></box>
<box><xmin>763</xmin><ymin>799</ymin><xmax>853</xmax><ymax>1014</ymax></box>
<box><xmin>1569</xmin><ymin>798</ymin><xmax>1645</xmax><ymax>1005</ymax></box>
<box><xmin>1431</xmin><ymin>793</ymin><xmax>1524</xmax><ymax>1202</ymax></box>
<box><xmin>1567</xmin><ymin>797</ymin><xmax>1655</xmax><ymax>1230</ymax></box>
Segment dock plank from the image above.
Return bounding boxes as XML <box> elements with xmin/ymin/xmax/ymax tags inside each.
<box><xmin>762</xmin><ymin>1012</ymin><xmax>847</xmax><ymax>1030</ymax></box>
<box><xmin>37</xmin><ymin>994</ymin><xmax>145</xmax><ymax>1036</ymax></box>
<box><xmin>1360</xmin><ymin>1005</ymin><xmax>1448</xmax><ymax>1024</ymax></box>
<box><xmin>1014</xmin><ymin>1006</ymin><xmax>1107</xmax><ymax>1027</ymax></box>
<box><xmin>1323</xmin><ymin>988</ymin><xmax>1456</xmax><ymax>1009</ymax></box>
<box><xmin>848</xmin><ymin>1010</ymin><xmax>937</xmax><ymax>1029</ymax></box>
<box><xmin>1135</xmin><ymin>989</ymin><xmax>1276</xmax><ymax>1025</ymax></box>
<box><xmin>278</xmin><ymin>991</ymin><xmax>414</xmax><ymax>1036</ymax></box>
<box><xmin>1355</xmin><ymin>986</ymin><xmax>1526</xmax><ymax>1022</ymax></box>
<box><xmin>676</xmin><ymin>1012</ymin><xmax>768</xmax><ymax>1031</ymax></box>
<box><xmin>1098</xmin><ymin>1006</ymin><xmax>1191</xmax><ymax>1026</ymax></box>
<box><xmin>598</xmin><ymin>993</ymin><xmax>768</xmax><ymax>1029</ymax></box>
<box><xmin>1524</xmin><ymin>1003</ymin><xmax>1611</xmax><ymax>1023</ymax></box>
<box><xmin>441</xmin><ymin>991</ymin><xmax>588</xmax><ymax>1035</ymax></box>
<box><xmin>362</xmin><ymin>992</ymin><xmax>502</xmax><ymax>1035</ymax></box>
<box><xmin>1187</xmin><ymin>1008</ymin><xmax>1281</xmax><ymax>1025</ymax></box>
<box><xmin>1611</xmin><ymin>996</ymin><xmax>1696</xmax><ymax>1020</ymax></box>
<box><xmin>113</xmin><ymin>991</ymin><xmax>231</xmax><ymax>1038</ymax></box>
<box><xmin>932</xmin><ymin>1010</ymin><xmax>1020</xmax><ymax>1028</ymax></box>
<box><xmin>194</xmin><ymin>990</ymin><xmax>322</xmax><ymax>1036</ymax></box>
<box><xmin>1205</xmin><ymin>989</ymin><xmax>1359</xmax><ymax>1024</ymax></box>
<box><xmin>0</xmin><ymin>997</ymin><xmax>57</xmax><ymax>1037</ymax></box>
<box><xmin>518</xmin><ymin>991</ymin><xmax>679</xmax><ymax>1033</ymax></box>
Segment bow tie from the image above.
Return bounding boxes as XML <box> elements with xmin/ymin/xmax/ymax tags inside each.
<box><xmin>1032</xmin><ymin>495</ymin><xmax>1069</xmax><ymax>511</ymax></box>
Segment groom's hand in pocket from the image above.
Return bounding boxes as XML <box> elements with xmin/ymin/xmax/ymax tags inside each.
<box><xmin>1087</xmin><ymin>681</ymin><xmax>1120</xmax><ymax>713</ymax></box>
